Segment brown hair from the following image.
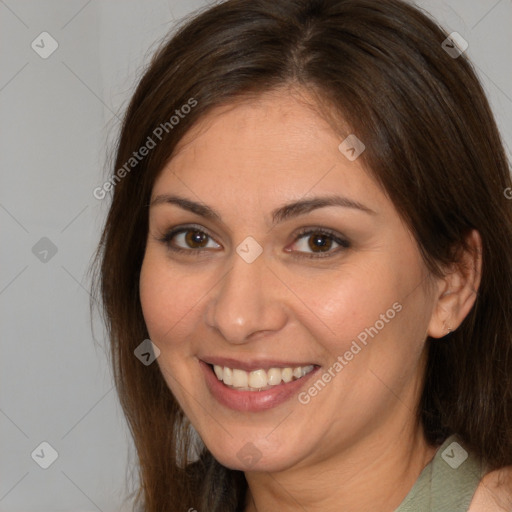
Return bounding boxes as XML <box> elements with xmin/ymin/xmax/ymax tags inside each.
<box><xmin>91</xmin><ymin>0</ymin><xmax>512</xmax><ymax>510</ymax></box>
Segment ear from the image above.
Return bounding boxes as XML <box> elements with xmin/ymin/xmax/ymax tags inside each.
<box><xmin>427</xmin><ymin>229</ymin><xmax>482</xmax><ymax>338</ymax></box>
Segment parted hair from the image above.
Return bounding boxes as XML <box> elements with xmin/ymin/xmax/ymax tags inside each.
<box><xmin>92</xmin><ymin>0</ymin><xmax>512</xmax><ymax>510</ymax></box>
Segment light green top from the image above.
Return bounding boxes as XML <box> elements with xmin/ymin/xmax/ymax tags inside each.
<box><xmin>394</xmin><ymin>434</ymin><xmax>487</xmax><ymax>512</ymax></box>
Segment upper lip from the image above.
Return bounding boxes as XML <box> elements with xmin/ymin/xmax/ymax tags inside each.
<box><xmin>200</xmin><ymin>356</ymin><xmax>319</xmax><ymax>372</ymax></box>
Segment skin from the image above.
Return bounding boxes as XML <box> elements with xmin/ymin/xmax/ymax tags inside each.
<box><xmin>139</xmin><ymin>87</ymin><xmax>491</xmax><ymax>511</ymax></box>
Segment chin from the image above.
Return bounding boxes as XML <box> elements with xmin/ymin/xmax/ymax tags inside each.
<box><xmin>204</xmin><ymin>434</ymin><xmax>304</xmax><ymax>473</ymax></box>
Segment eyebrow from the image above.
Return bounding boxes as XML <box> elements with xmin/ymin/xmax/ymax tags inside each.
<box><xmin>150</xmin><ymin>193</ymin><xmax>376</xmax><ymax>226</ymax></box>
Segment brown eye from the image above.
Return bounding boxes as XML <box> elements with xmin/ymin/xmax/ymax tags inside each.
<box><xmin>160</xmin><ymin>226</ymin><xmax>221</xmax><ymax>254</ymax></box>
<box><xmin>289</xmin><ymin>228</ymin><xmax>350</xmax><ymax>258</ymax></box>
<box><xmin>307</xmin><ymin>233</ymin><xmax>333</xmax><ymax>252</ymax></box>
<box><xmin>184</xmin><ymin>230</ymin><xmax>209</xmax><ymax>248</ymax></box>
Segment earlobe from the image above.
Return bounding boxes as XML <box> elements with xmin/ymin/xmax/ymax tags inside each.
<box><xmin>427</xmin><ymin>230</ymin><xmax>482</xmax><ymax>339</ymax></box>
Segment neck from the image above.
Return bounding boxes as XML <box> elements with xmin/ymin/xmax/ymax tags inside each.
<box><xmin>243</xmin><ymin>422</ymin><xmax>439</xmax><ymax>512</ymax></box>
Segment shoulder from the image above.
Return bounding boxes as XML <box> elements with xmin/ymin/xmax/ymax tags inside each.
<box><xmin>468</xmin><ymin>465</ymin><xmax>512</xmax><ymax>511</ymax></box>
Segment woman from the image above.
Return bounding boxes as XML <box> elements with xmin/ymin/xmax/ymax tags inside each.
<box><xmin>92</xmin><ymin>0</ymin><xmax>512</xmax><ymax>510</ymax></box>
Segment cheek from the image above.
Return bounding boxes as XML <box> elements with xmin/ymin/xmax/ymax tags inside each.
<box><xmin>139</xmin><ymin>252</ymin><xmax>200</xmax><ymax>345</ymax></box>
<box><xmin>285</xmin><ymin>260</ymin><xmax>404</xmax><ymax>350</ymax></box>
<box><xmin>291</xmin><ymin>253</ymin><xmax>429</xmax><ymax>378</ymax></box>
<box><xmin>139</xmin><ymin>237</ymin><xmax>428</xmax><ymax>362</ymax></box>
<box><xmin>139</xmin><ymin>254</ymin><xmax>203</xmax><ymax>401</ymax></box>
<box><xmin>139</xmin><ymin>256</ymin><xmax>165</xmax><ymax>338</ymax></box>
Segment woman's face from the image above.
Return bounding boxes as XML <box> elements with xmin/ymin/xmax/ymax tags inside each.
<box><xmin>139</xmin><ymin>89</ymin><xmax>439</xmax><ymax>472</ymax></box>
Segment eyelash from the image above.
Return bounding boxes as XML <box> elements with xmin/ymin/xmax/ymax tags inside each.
<box><xmin>157</xmin><ymin>224</ymin><xmax>350</xmax><ymax>259</ymax></box>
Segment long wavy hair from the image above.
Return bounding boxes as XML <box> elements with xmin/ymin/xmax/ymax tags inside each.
<box><xmin>91</xmin><ymin>0</ymin><xmax>512</xmax><ymax>510</ymax></box>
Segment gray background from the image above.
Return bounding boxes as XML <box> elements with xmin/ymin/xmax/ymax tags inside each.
<box><xmin>1</xmin><ymin>0</ymin><xmax>510</xmax><ymax>510</ymax></box>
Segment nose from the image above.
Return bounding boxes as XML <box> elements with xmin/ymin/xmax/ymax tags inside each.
<box><xmin>204</xmin><ymin>245</ymin><xmax>287</xmax><ymax>344</ymax></box>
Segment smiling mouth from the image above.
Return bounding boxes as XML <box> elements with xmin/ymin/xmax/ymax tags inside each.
<box><xmin>208</xmin><ymin>363</ymin><xmax>318</xmax><ymax>391</ymax></box>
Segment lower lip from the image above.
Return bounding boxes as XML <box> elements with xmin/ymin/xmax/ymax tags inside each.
<box><xmin>199</xmin><ymin>360</ymin><xmax>321</xmax><ymax>412</ymax></box>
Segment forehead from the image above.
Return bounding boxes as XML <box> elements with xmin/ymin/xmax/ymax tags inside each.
<box><xmin>151</xmin><ymin>90</ymin><xmax>387</xmax><ymax>215</ymax></box>
<box><xmin>172</xmin><ymin>94</ymin><xmax>330</xmax><ymax>159</ymax></box>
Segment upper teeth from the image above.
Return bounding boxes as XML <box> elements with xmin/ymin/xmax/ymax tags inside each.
<box><xmin>213</xmin><ymin>364</ymin><xmax>315</xmax><ymax>391</ymax></box>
